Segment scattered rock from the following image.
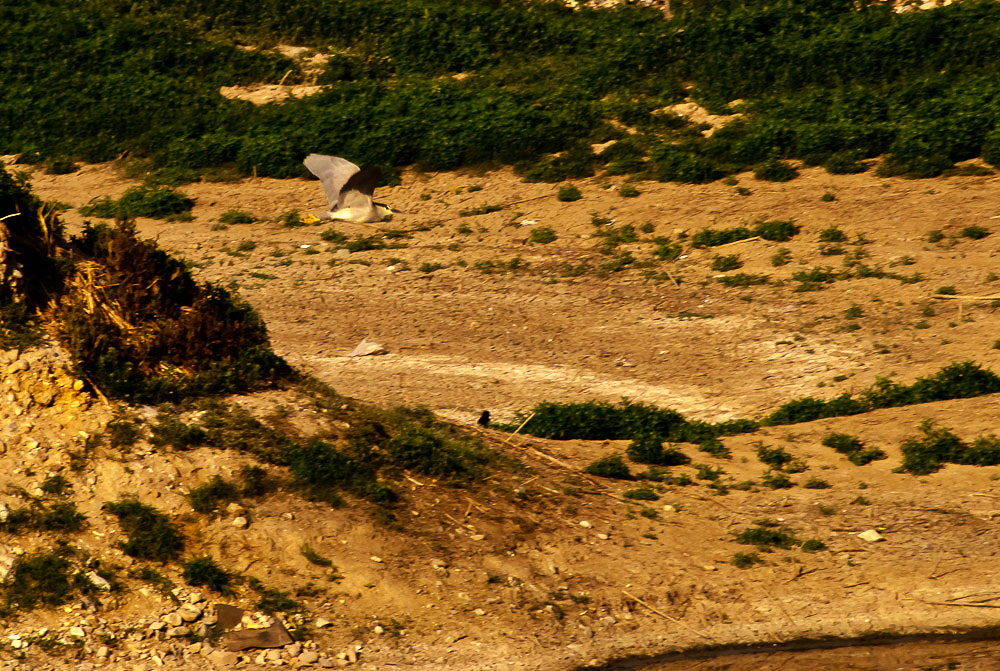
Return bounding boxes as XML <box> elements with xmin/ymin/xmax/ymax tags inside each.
<box><xmin>299</xmin><ymin>650</ymin><xmax>319</xmax><ymax>665</ymax></box>
<box><xmin>579</xmin><ymin>520</ymin><xmax>592</xmax><ymax>528</ymax></box>
<box><xmin>232</xmin><ymin>516</ymin><xmax>249</xmax><ymax>529</ymax></box>
<box><xmin>858</xmin><ymin>529</ymin><xmax>885</xmax><ymax>542</ymax></box>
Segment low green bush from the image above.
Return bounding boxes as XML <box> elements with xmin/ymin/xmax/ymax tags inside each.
<box><xmin>182</xmin><ymin>556</ymin><xmax>234</xmax><ymax>594</ymax></box>
<box><xmin>626</xmin><ymin>433</ymin><xmax>690</xmax><ymax>466</ymax></box>
<box><xmin>755</xmin><ymin>444</ymin><xmax>792</xmax><ymax>469</ymax></box>
<box><xmin>530</xmin><ymin>226</ymin><xmax>558</xmax><ymax>244</ymax></box>
<box><xmin>764</xmin><ymin>362</ymin><xmax>1000</xmax><ymax>426</ymax></box>
<box><xmin>103</xmin><ymin>498</ymin><xmax>184</xmax><ymax>562</ymax></box>
<box><xmin>623</xmin><ymin>487</ymin><xmax>659</xmax><ymax>500</ymax></box>
<box><xmin>583</xmin><ymin>453</ymin><xmax>632</xmax><ymax>480</ymax></box>
<box><xmin>79</xmin><ymin>186</ymin><xmax>194</xmax><ymax>220</ymax></box>
<box><xmin>711</xmin><ymin>254</ymin><xmax>742</xmax><ymax>272</ymax></box>
<box><xmin>2</xmin><ymin>545</ymin><xmax>94</xmax><ymax>613</ymax></box>
<box><xmin>692</xmin><ymin>219</ymin><xmax>799</xmax><ymax>248</ymax></box>
<box><xmin>188</xmin><ymin>475</ymin><xmax>241</xmax><ymax>514</ymax></box>
<box><xmin>735</xmin><ymin>520</ymin><xmax>798</xmax><ymax>549</ymax></box>
<box><xmin>754</xmin><ymin>159</ymin><xmax>798</xmax><ymax>182</ymax></box>
<box><xmin>898</xmin><ymin>421</ymin><xmax>1000</xmax><ymax>475</ymax></box>
<box><xmin>557</xmin><ymin>185</ymin><xmax>582</xmax><ymax>202</ymax></box>
<box><xmin>821</xmin><ymin>432</ymin><xmax>887</xmax><ymax>466</ymax></box>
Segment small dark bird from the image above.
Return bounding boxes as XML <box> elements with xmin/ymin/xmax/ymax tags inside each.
<box><xmin>477</xmin><ymin>410</ymin><xmax>491</xmax><ymax>428</ymax></box>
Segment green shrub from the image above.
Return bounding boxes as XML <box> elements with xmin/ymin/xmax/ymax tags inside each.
<box><xmin>755</xmin><ymin>444</ymin><xmax>792</xmax><ymax>469</ymax></box>
<box><xmin>771</xmin><ymin>248</ymin><xmax>792</xmax><ymax>266</ymax></box>
<box><xmin>385</xmin><ymin>427</ymin><xmax>489</xmax><ymax>482</ymax></box>
<box><xmin>300</xmin><ymin>545</ymin><xmax>333</xmax><ymax>567</ymax></box>
<box><xmin>219</xmin><ymin>210</ymin><xmax>256</xmax><ymax>225</ymax></box>
<box><xmin>927</xmin><ymin>230</ymin><xmax>945</xmax><ymax>243</ymax></box>
<box><xmin>626</xmin><ymin>434</ymin><xmax>690</xmax><ymax>466</ymax></box>
<box><xmin>761</xmin><ymin>471</ymin><xmax>794</xmax><ymax>489</ymax></box>
<box><xmin>803</xmin><ymin>477</ymin><xmax>831</xmax><ymax>489</ymax></box>
<box><xmin>711</xmin><ymin>254</ymin><xmax>742</xmax><ymax>272</ymax></box>
<box><xmin>821</xmin><ymin>432</ymin><xmax>887</xmax><ymax>466</ymax></box>
<box><xmin>731</xmin><ymin>552</ymin><xmax>764</xmax><ymax>568</ymax></box>
<box><xmin>249</xmin><ymin>578</ymin><xmax>301</xmax><ymax>615</ymax></box>
<box><xmin>619</xmin><ymin>184</ymin><xmax>639</xmax><ymax>198</ymax></box>
<box><xmin>719</xmin><ymin>273</ymin><xmax>770</xmax><ymax>287</ymax></box>
<box><xmin>900</xmin><ymin>420</ymin><xmax>966</xmax><ymax>475</ymax></box>
<box><xmin>529</xmin><ymin>226</ymin><xmax>558</xmax><ymax>244</ymax></box>
<box><xmin>801</xmin><ymin>539</ymin><xmax>827</xmax><ymax>552</ymax></box>
<box><xmin>583</xmin><ymin>454</ymin><xmax>632</xmax><ymax>480</ymax></box>
<box><xmin>754</xmin><ymin>219</ymin><xmax>801</xmax><ymax>242</ymax></box>
<box><xmin>79</xmin><ymin>186</ymin><xmax>194</xmax><ymax>220</ymax></box>
<box><xmin>103</xmin><ymin>499</ymin><xmax>184</xmax><ymax>562</ymax></box>
<box><xmin>824</xmin><ymin>151</ymin><xmax>867</xmax><ymax>174</ymax></box>
<box><xmin>697</xmin><ymin>437</ymin><xmax>731</xmax><ymax>458</ymax></box>
<box><xmin>818</xmin><ymin>226</ymin><xmax>848</xmax><ymax>243</ymax></box>
<box><xmin>765</xmin><ymin>362</ymin><xmax>1000</xmax><ymax>426</ymax></box>
<box><xmin>754</xmin><ymin>159</ymin><xmax>798</xmax><ymax>182</ymax></box>
<box><xmin>188</xmin><ymin>475</ymin><xmax>241</xmax><ymax>514</ymax></box>
<box><xmin>961</xmin><ymin>225</ymin><xmax>990</xmax><ymax>239</ymax></box>
<box><xmin>693</xmin><ymin>219</ymin><xmax>799</xmax><ymax>248</ymax></box>
<box><xmin>3</xmin><ymin>546</ymin><xmax>87</xmax><ymax>612</ymax></box>
<box><xmin>557</xmin><ymin>185</ymin><xmax>582</xmax><ymax>202</ymax></box>
<box><xmin>108</xmin><ymin>415</ymin><xmax>143</xmax><ymax>449</ymax></box>
<box><xmin>1</xmin><ymin>501</ymin><xmax>86</xmax><ymax>535</ymax></box>
<box><xmin>182</xmin><ymin>556</ymin><xmax>234</xmax><ymax>594</ymax></box>
<box><xmin>623</xmin><ymin>487</ymin><xmax>659</xmax><ymax>501</ymax></box>
<box><xmin>736</xmin><ymin>521</ymin><xmax>797</xmax><ymax>549</ymax></box>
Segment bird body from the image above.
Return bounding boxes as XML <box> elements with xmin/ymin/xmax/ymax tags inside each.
<box><xmin>303</xmin><ymin>153</ymin><xmax>396</xmax><ymax>223</ymax></box>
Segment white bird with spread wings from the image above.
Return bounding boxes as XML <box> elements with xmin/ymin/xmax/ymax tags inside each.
<box><xmin>303</xmin><ymin>154</ymin><xmax>398</xmax><ymax>223</ymax></box>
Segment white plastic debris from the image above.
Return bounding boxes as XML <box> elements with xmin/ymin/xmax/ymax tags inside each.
<box><xmin>349</xmin><ymin>338</ymin><xmax>388</xmax><ymax>357</ymax></box>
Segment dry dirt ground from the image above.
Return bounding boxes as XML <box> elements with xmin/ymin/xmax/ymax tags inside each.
<box><xmin>4</xmin><ymin>156</ymin><xmax>1000</xmax><ymax>671</ymax></box>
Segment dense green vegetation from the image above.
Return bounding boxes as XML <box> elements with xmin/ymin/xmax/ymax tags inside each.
<box><xmin>6</xmin><ymin>0</ymin><xmax>1000</xmax><ymax>181</ymax></box>
<box><xmin>899</xmin><ymin>420</ymin><xmax>1000</xmax><ymax>475</ymax></box>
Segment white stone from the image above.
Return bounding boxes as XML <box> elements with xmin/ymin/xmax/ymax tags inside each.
<box><xmin>370</xmin><ymin>556</ymin><xmax>383</xmax><ymax>563</ymax></box>
<box><xmin>179</xmin><ymin>604</ymin><xmax>202</xmax><ymax>622</ymax></box>
<box><xmin>373</xmin><ymin>625</ymin><xmax>385</xmax><ymax>635</ymax></box>
<box><xmin>314</xmin><ymin>618</ymin><xmax>333</xmax><ymax>628</ymax></box>
<box><xmin>299</xmin><ymin>650</ymin><xmax>319</xmax><ymax>664</ymax></box>
<box><xmin>69</xmin><ymin>626</ymin><xmax>85</xmax><ymax>638</ymax></box>
<box><xmin>858</xmin><ymin>529</ymin><xmax>885</xmax><ymax>542</ymax></box>
<box><xmin>87</xmin><ymin>571</ymin><xmax>112</xmax><ymax>591</ymax></box>
<box><xmin>578</xmin><ymin>520</ymin><xmax>592</xmax><ymax>528</ymax></box>
<box><xmin>232</xmin><ymin>516</ymin><xmax>249</xmax><ymax>528</ymax></box>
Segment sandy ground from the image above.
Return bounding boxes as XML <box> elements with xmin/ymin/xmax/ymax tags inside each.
<box><xmin>5</xmin><ymin>157</ymin><xmax>1000</xmax><ymax>670</ymax></box>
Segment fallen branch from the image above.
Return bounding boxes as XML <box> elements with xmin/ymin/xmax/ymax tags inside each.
<box><xmin>621</xmin><ymin>590</ymin><xmax>711</xmax><ymax>640</ymax></box>
<box><xmin>714</xmin><ymin>236</ymin><xmax>762</xmax><ymax>249</ymax></box>
<box><xmin>931</xmin><ymin>293</ymin><xmax>1000</xmax><ymax>301</ymax></box>
<box><xmin>502</xmin><ymin>412</ymin><xmax>536</xmax><ymax>445</ymax></box>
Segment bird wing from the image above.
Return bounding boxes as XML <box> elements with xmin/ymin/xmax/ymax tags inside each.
<box><xmin>337</xmin><ymin>165</ymin><xmax>382</xmax><ymax>210</ymax></box>
<box><xmin>303</xmin><ymin>154</ymin><xmax>359</xmax><ymax>209</ymax></box>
